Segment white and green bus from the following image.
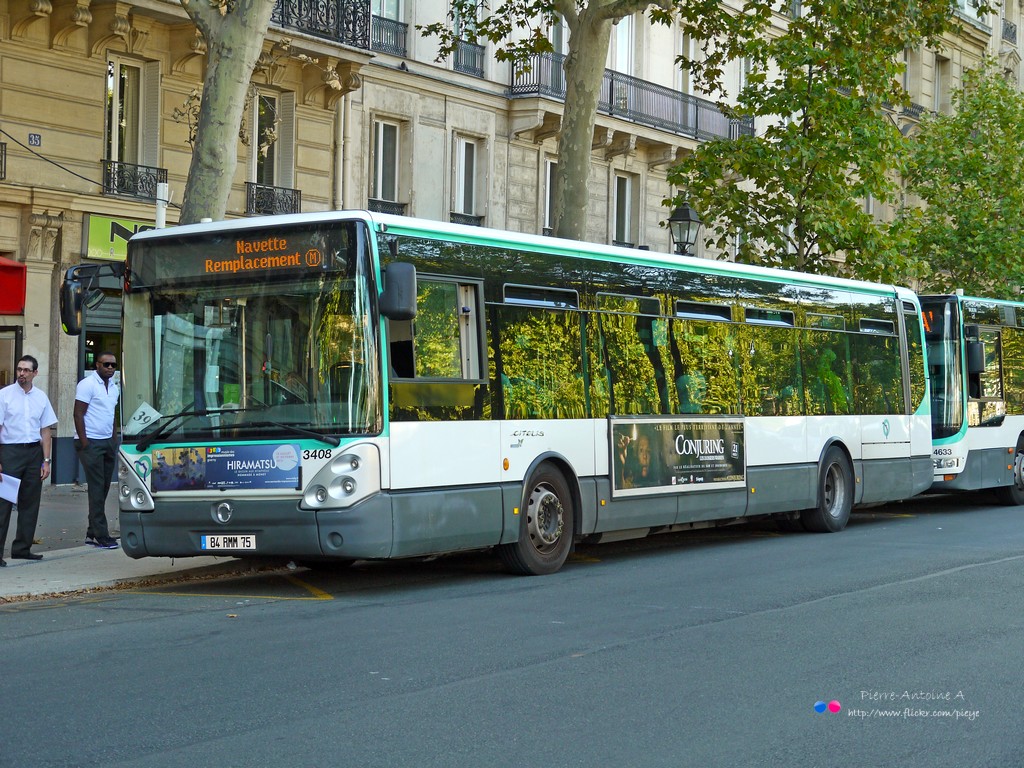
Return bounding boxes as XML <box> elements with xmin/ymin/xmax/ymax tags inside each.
<box><xmin>61</xmin><ymin>212</ymin><xmax>932</xmax><ymax>574</ymax></box>
<box><xmin>921</xmin><ymin>293</ymin><xmax>1024</xmax><ymax>504</ymax></box>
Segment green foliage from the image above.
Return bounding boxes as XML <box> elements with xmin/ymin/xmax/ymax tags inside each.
<box><xmin>418</xmin><ymin>0</ymin><xmax>561</xmax><ymax>67</ymax></box>
<box><xmin>419</xmin><ymin>0</ymin><xmax>675</xmax><ymax>241</ymax></box>
<box><xmin>890</xmin><ymin>62</ymin><xmax>1024</xmax><ymax>298</ymax></box>
<box><xmin>667</xmin><ymin>0</ymin><xmax>958</xmax><ymax>279</ymax></box>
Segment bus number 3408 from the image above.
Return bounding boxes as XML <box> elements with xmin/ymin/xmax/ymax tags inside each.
<box><xmin>303</xmin><ymin>449</ymin><xmax>333</xmax><ymax>460</ymax></box>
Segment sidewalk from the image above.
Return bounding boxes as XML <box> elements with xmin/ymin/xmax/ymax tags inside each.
<box><xmin>2</xmin><ymin>484</ymin><xmax>239</xmax><ymax>601</ymax></box>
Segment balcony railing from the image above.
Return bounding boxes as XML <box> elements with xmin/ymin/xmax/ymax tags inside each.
<box><xmin>511</xmin><ymin>53</ymin><xmax>754</xmax><ymax>141</ymax></box>
<box><xmin>271</xmin><ymin>0</ymin><xmax>370</xmax><ymax>49</ymax></box>
<box><xmin>368</xmin><ymin>198</ymin><xmax>407</xmax><ymax>216</ymax></box>
<box><xmin>102</xmin><ymin>160</ymin><xmax>167</xmax><ymax>200</ymax></box>
<box><xmin>1004</xmin><ymin>18</ymin><xmax>1018</xmax><ymax>44</ymax></box>
<box><xmin>0</xmin><ymin>143</ymin><xmax>5</xmax><ymax>181</ymax></box>
<box><xmin>454</xmin><ymin>40</ymin><xmax>485</xmax><ymax>78</ymax></box>
<box><xmin>372</xmin><ymin>15</ymin><xmax>408</xmax><ymax>57</ymax></box>
<box><xmin>450</xmin><ymin>212</ymin><xmax>484</xmax><ymax>226</ymax></box>
<box><xmin>246</xmin><ymin>182</ymin><xmax>301</xmax><ymax>215</ymax></box>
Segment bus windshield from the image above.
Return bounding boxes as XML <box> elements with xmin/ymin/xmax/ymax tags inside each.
<box><xmin>120</xmin><ymin>222</ymin><xmax>381</xmax><ymax>443</ymax></box>
<box><xmin>922</xmin><ymin>296</ymin><xmax>963</xmax><ymax>440</ymax></box>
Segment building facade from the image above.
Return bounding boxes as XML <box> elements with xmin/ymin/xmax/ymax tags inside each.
<box><xmin>0</xmin><ymin>0</ymin><xmax>1019</xmax><ymax>482</ymax></box>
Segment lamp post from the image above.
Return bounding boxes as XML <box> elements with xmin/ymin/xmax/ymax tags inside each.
<box><xmin>667</xmin><ymin>202</ymin><xmax>702</xmax><ymax>256</ymax></box>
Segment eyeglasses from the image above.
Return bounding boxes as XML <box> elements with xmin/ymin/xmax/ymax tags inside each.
<box><xmin>16</xmin><ymin>367</ymin><xmax>36</xmax><ymax>373</ymax></box>
<box><xmin>100</xmin><ymin>362</ymin><xmax>118</xmax><ymax>369</ymax></box>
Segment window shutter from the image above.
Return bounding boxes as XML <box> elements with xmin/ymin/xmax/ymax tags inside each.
<box><xmin>278</xmin><ymin>91</ymin><xmax>296</xmax><ymax>188</ymax></box>
<box><xmin>142</xmin><ymin>60</ymin><xmax>161</xmax><ymax>168</ymax></box>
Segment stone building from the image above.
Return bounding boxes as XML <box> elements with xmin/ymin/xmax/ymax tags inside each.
<box><xmin>0</xmin><ymin>0</ymin><xmax>1019</xmax><ymax>482</ymax></box>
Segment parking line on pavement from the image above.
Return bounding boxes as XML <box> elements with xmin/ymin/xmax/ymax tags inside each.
<box><xmin>283</xmin><ymin>574</ymin><xmax>334</xmax><ymax>600</ymax></box>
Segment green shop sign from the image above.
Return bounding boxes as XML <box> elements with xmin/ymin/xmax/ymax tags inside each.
<box><xmin>86</xmin><ymin>214</ymin><xmax>155</xmax><ymax>261</ymax></box>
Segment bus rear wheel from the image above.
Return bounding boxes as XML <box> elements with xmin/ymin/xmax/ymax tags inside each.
<box><xmin>995</xmin><ymin>446</ymin><xmax>1024</xmax><ymax>506</ymax></box>
<box><xmin>801</xmin><ymin>446</ymin><xmax>853</xmax><ymax>533</ymax></box>
<box><xmin>498</xmin><ymin>463</ymin><xmax>574</xmax><ymax>576</ymax></box>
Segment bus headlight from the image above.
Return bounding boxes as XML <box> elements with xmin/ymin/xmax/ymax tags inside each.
<box><xmin>118</xmin><ymin>454</ymin><xmax>155</xmax><ymax>511</ymax></box>
<box><xmin>301</xmin><ymin>444</ymin><xmax>380</xmax><ymax>510</ymax></box>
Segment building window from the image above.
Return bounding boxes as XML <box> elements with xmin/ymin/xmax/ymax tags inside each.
<box><xmin>739</xmin><ymin>56</ymin><xmax>752</xmax><ymax>95</ymax></box>
<box><xmin>106</xmin><ymin>56</ymin><xmax>159</xmax><ymax>167</ymax></box>
<box><xmin>104</xmin><ymin>56</ymin><xmax>160</xmax><ymax>196</ymax></box>
<box><xmin>248</xmin><ymin>90</ymin><xmax>295</xmax><ymax>189</ymax></box>
<box><xmin>255</xmin><ymin>92</ymin><xmax>278</xmax><ymax>186</ymax></box>
<box><xmin>608</xmin><ymin>15</ymin><xmax>633</xmax><ymax>74</ymax></box>
<box><xmin>550</xmin><ymin>14</ymin><xmax>568</xmax><ymax>55</ymax></box>
<box><xmin>372</xmin><ymin>0</ymin><xmax>400</xmax><ymax>19</ymax></box>
<box><xmin>677</xmin><ymin>33</ymin><xmax>692</xmax><ymax>94</ymax></box>
<box><xmin>372</xmin><ymin>119</ymin><xmax>401</xmax><ymax>202</ymax></box>
<box><xmin>614</xmin><ymin>174</ymin><xmax>637</xmax><ymax>247</ymax></box>
<box><xmin>455</xmin><ymin>137</ymin><xmax>477</xmax><ymax>215</ymax></box>
<box><xmin>544</xmin><ymin>159</ymin><xmax>557</xmax><ymax>234</ymax></box>
<box><xmin>934</xmin><ymin>54</ymin><xmax>950</xmax><ymax>114</ymax></box>
<box><xmin>107</xmin><ymin>58</ymin><xmax>141</xmax><ymax>165</ymax></box>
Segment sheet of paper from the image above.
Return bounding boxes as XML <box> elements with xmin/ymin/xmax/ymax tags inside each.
<box><xmin>0</xmin><ymin>473</ymin><xmax>22</xmax><ymax>504</ymax></box>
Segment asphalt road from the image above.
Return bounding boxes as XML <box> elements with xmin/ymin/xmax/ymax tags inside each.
<box><xmin>1</xmin><ymin>493</ymin><xmax>1022</xmax><ymax>768</ymax></box>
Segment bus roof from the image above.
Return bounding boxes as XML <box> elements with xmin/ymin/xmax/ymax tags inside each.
<box><xmin>131</xmin><ymin>209</ymin><xmax>912</xmax><ymax>299</ymax></box>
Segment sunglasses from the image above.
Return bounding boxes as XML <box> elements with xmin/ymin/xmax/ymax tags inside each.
<box><xmin>100</xmin><ymin>362</ymin><xmax>119</xmax><ymax>369</ymax></box>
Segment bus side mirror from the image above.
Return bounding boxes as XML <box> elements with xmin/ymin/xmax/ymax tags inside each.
<box><xmin>966</xmin><ymin>340</ymin><xmax>985</xmax><ymax>375</ymax></box>
<box><xmin>59</xmin><ymin>271</ymin><xmax>85</xmax><ymax>335</ymax></box>
<box><xmin>379</xmin><ymin>262</ymin><xmax>417</xmax><ymax>321</ymax></box>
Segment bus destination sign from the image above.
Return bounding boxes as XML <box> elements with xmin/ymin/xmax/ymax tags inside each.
<box><xmin>204</xmin><ymin>236</ymin><xmax>317</xmax><ymax>276</ymax></box>
<box><xmin>135</xmin><ymin>223</ymin><xmax>353</xmax><ymax>285</ymax></box>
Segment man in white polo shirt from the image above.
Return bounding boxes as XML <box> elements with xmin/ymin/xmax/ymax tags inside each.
<box><xmin>0</xmin><ymin>354</ymin><xmax>57</xmax><ymax>565</ymax></box>
<box><xmin>74</xmin><ymin>351</ymin><xmax>121</xmax><ymax>549</ymax></box>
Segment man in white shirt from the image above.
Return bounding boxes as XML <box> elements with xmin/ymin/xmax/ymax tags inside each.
<box><xmin>0</xmin><ymin>355</ymin><xmax>58</xmax><ymax>565</ymax></box>
<box><xmin>73</xmin><ymin>351</ymin><xmax>121</xmax><ymax>549</ymax></box>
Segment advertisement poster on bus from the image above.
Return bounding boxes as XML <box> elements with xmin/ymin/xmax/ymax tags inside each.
<box><xmin>610</xmin><ymin>417</ymin><xmax>745</xmax><ymax>498</ymax></box>
<box><xmin>151</xmin><ymin>443</ymin><xmax>302</xmax><ymax>491</ymax></box>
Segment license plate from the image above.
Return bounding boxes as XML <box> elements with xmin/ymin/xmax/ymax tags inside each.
<box><xmin>201</xmin><ymin>534</ymin><xmax>257</xmax><ymax>551</ymax></box>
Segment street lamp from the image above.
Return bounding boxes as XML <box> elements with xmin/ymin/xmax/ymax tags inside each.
<box><xmin>667</xmin><ymin>202</ymin><xmax>702</xmax><ymax>256</ymax></box>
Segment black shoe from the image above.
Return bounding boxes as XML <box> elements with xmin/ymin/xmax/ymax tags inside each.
<box><xmin>12</xmin><ymin>552</ymin><xmax>43</xmax><ymax>561</ymax></box>
<box><xmin>0</xmin><ymin>558</ymin><xmax>6</xmax><ymax>567</ymax></box>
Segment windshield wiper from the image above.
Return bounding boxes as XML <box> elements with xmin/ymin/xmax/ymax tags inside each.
<box><xmin>134</xmin><ymin>406</ymin><xmax>270</xmax><ymax>451</ymax></box>
<box><xmin>228</xmin><ymin>421</ymin><xmax>341</xmax><ymax>447</ymax></box>
<box><xmin>134</xmin><ymin>408</ymin><xmax>212</xmax><ymax>452</ymax></box>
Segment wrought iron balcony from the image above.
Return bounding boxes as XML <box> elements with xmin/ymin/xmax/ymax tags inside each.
<box><xmin>102</xmin><ymin>160</ymin><xmax>167</xmax><ymax>200</ymax></box>
<box><xmin>454</xmin><ymin>40</ymin><xmax>485</xmax><ymax>78</ymax></box>
<box><xmin>511</xmin><ymin>53</ymin><xmax>754</xmax><ymax>141</ymax></box>
<box><xmin>1004</xmin><ymin>18</ymin><xmax>1018</xmax><ymax>45</ymax></box>
<box><xmin>450</xmin><ymin>212</ymin><xmax>484</xmax><ymax>226</ymax></box>
<box><xmin>372</xmin><ymin>15</ymin><xmax>407</xmax><ymax>57</ymax></box>
<box><xmin>368</xmin><ymin>198</ymin><xmax>407</xmax><ymax>216</ymax></box>
<box><xmin>0</xmin><ymin>143</ymin><xmax>5</xmax><ymax>181</ymax></box>
<box><xmin>271</xmin><ymin>0</ymin><xmax>370</xmax><ymax>49</ymax></box>
<box><xmin>901</xmin><ymin>101</ymin><xmax>928</xmax><ymax>121</ymax></box>
<box><xmin>246</xmin><ymin>182</ymin><xmax>301</xmax><ymax>215</ymax></box>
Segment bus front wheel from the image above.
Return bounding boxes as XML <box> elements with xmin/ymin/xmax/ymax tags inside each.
<box><xmin>498</xmin><ymin>463</ymin><xmax>574</xmax><ymax>576</ymax></box>
<box><xmin>801</xmin><ymin>446</ymin><xmax>853</xmax><ymax>533</ymax></box>
<box><xmin>995</xmin><ymin>445</ymin><xmax>1024</xmax><ymax>506</ymax></box>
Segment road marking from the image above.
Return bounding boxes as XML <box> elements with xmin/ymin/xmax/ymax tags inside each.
<box><xmin>283</xmin><ymin>574</ymin><xmax>334</xmax><ymax>600</ymax></box>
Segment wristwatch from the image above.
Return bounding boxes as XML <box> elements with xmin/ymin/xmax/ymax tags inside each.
<box><xmin>43</xmin><ymin>458</ymin><xmax>51</xmax><ymax>463</ymax></box>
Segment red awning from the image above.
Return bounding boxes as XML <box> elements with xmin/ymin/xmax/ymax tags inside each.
<box><xmin>0</xmin><ymin>256</ymin><xmax>27</xmax><ymax>315</ymax></box>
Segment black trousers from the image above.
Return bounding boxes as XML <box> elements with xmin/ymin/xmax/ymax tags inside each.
<box><xmin>0</xmin><ymin>442</ymin><xmax>44</xmax><ymax>557</ymax></box>
<box><xmin>76</xmin><ymin>438</ymin><xmax>116</xmax><ymax>540</ymax></box>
